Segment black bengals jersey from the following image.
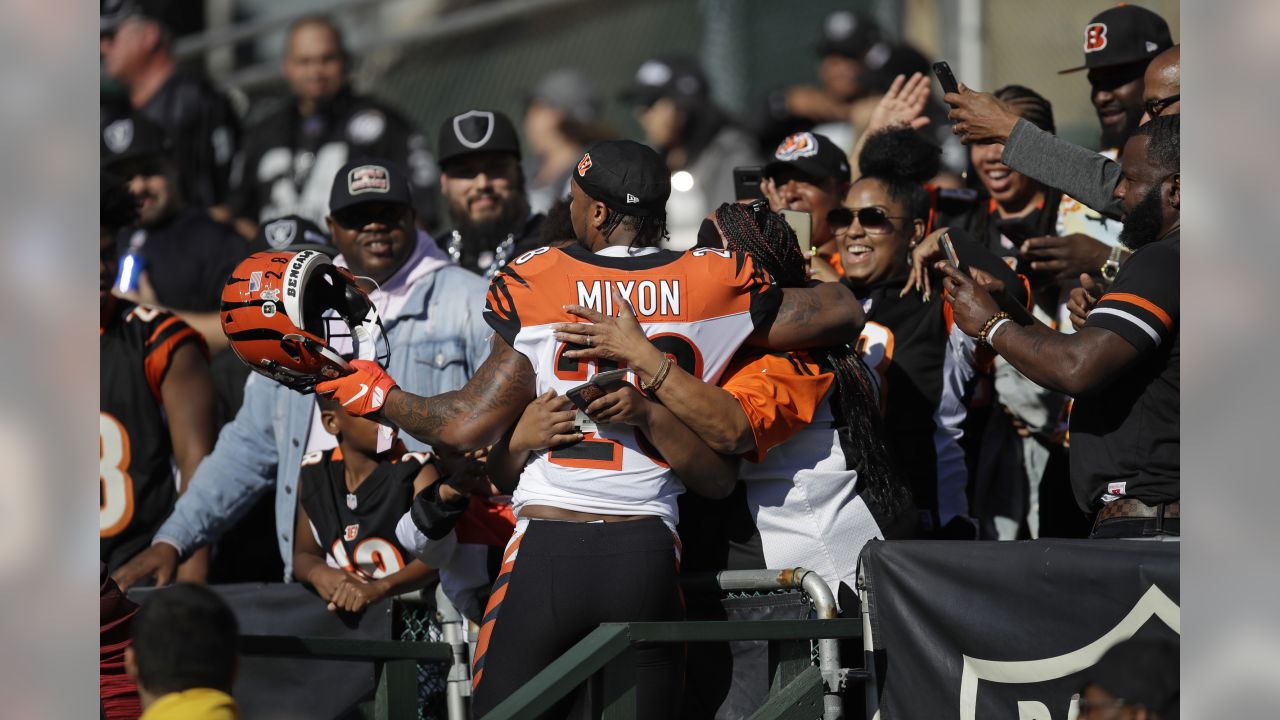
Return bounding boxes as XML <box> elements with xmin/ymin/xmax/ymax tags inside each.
<box><xmin>100</xmin><ymin>298</ymin><xmax>207</xmax><ymax>572</ymax></box>
<box><xmin>299</xmin><ymin>447</ymin><xmax>429</xmax><ymax>580</ymax></box>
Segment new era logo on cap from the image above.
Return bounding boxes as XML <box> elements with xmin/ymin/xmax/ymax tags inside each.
<box><xmin>577</xmin><ymin>152</ymin><xmax>592</xmax><ymax>176</ymax></box>
<box><xmin>348</xmin><ymin>165</ymin><xmax>390</xmax><ymax>195</ymax></box>
<box><xmin>626</xmin><ymin>193</ymin><xmax>639</xmax><ymax>204</ymax></box>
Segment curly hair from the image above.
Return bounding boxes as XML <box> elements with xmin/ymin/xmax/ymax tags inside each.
<box><xmin>712</xmin><ymin>202</ymin><xmax>911</xmax><ymax>518</ymax></box>
<box><xmin>856</xmin><ymin>127</ymin><xmax>936</xmax><ymax>221</ymax></box>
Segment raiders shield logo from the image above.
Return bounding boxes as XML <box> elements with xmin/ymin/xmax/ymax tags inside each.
<box><xmin>103</xmin><ymin>119</ymin><xmax>134</xmax><ymax>154</ymax></box>
<box><xmin>453</xmin><ymin>110</ymin><xmax>496</xmax><ymax>150</ymax></box>
<box><xmin>775</xmin><ymin>132</ymin><xmax>818</xmax><ymax>161</ymax></box>
<box><xmin>348</xmin><ymin>165</ymin><xmax>390</xmax><ymax>195</ymax></box>
<box><xmin>263</xmin><ymin>219</ymin><xmax>297</xmax><ymax>249</ymax></box>
<box><xmin>577</xmin><ymin>152</ymin><xmax>592</xmax><ymax>176</ymax></box>
<box><xmin>1084</xmin><ymin>23</ymin><xmax>1108</xmax><ymax>52</ymax></box>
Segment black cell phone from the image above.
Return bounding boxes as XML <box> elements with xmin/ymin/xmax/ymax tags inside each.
<box><xmin>932</xmin><ymin>61</ymin><xmax>959</xmax><ymax>95</ymax></box>
<box><xmin>565</xmin><ymin>369</ymin><xmax>632</xmax><ymax>412</ymax></box>
<box><xmin>939</xmin><ymin>231</ymin><xmax>961</xmax><ymax>269</ymax></box>
<box><xmin>733</xmin><ymin>166</ymin><xmax>765</xmax><ymax>201</ymax></box>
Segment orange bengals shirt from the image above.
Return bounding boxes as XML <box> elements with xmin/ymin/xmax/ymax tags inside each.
<box><xmin>718</xmin><ymin>350</ymin><xmax>835</xmax><ymax>463</ymax></box>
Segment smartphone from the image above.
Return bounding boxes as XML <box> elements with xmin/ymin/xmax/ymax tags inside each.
<box><xmin>932</xmin><ymin>61</ymin><xmax>960</xmax><ymax>95</ymax></box>
<box><xmin>940</xmin><ymin>231</ymin><xmax>961</xmax><ymax>268</ymax></box>
<box><xmin>779</xmin><ymin>209</ymin><xmax>812</xmax><ymax>256</ymax></box>
<box><xmin>733</xmin><ymin>166</ymin><xmax>765</xmax><ymax>201</ymax></box>
<box><xmin>565</xmin><ymin>368</ymin><xmax>633</xmax><ymax>413</ymax></box>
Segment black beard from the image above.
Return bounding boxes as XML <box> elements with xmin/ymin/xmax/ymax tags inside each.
<box><xmin>1118</xmin><ymin>184</ymin><xmax>1166</xmax><ymax>250</ymax></box>
<box><xmin>1100</xmin><ymin>106</ymin><xmax>1143</xmax><ymax>150</ymax></box>
<box><xmin>449</xmin><ymin>196</ymin><xmax>529</xmax><ymax>259</ymax></box>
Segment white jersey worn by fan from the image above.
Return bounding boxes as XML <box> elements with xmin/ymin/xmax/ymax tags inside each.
<box><xmin>483</xmin><ymin>242</ymin><xmax>782</xmax><ymax>529</ymax></box>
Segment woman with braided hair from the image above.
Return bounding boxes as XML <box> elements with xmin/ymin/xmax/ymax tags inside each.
<box><xmin>559</xmin><ymin>200</ymin><xmax>913</xmax><ymax>604</ymax></box>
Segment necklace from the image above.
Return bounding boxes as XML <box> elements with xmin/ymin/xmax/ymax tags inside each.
<box><xmin>446</xmin><ymin>231</ymin><xmax>515</xmax><ymax>280</ymax></box>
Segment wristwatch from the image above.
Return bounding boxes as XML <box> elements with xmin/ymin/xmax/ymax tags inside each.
<box><xmin>1100</xmin><ymin>245</ymin><xmax>1127</xmax><ymax>283</ymax></box>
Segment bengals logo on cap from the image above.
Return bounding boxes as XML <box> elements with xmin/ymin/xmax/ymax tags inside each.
<box><xmin>775</xmin><ymin>132</ymin><xmax>819</xmax><ymax>161</ymax></box>
<box><xmin>1084</xmin><ymin>23</ymin><xmax>1108</xmax><ymax>52</ymax></box>
<box><xmin>577</xmin><ymin>152</ymin><xmax>592</xmax><ymax>176</ymax></box>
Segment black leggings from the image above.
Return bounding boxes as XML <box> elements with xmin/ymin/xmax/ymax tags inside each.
<box><xmin>471</xmin><ymin>517</ymin><xmax>685</xmax><ymax>719</ymax></box>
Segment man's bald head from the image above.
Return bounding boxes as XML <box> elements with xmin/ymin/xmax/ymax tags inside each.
<box><xmin>1141</xmin><ymin>45</ymin><xmax>1180</xmax><ymax>124</ymax></box>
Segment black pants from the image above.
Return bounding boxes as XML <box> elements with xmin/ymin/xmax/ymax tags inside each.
<box><xmin>1090</xmin><ymin>516</ymin><xmax>1180</xmax><ymax>538</ymax></box>
<box><xmin>471</xmin><ymin>517</ymin><xmax>685</xmax><ymax>719</ymax></box>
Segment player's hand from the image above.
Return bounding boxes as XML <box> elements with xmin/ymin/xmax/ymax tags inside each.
<box><xmin>902</xmin><ymin>227</ymin><xmax>953</xmax><ymax>300</ymax></box>
<box><xmin>112</xmin><ymin>542</ymin><xmax>181</xmax><ymax>591</ymax></box>
<box><xmin>315</xmin><ymin>360</ymin><xmax>398</xmax><ymax>418</ymax></box>
<box><xmin>759</xmin><ymin>177</ymin><xmax>787</xmax><ymax>214</ymax></box>
<box><xmin>945</xmin><ymin>83</ymin><xmax>1020</xmax><ymax>145</ymax></box>
<box><xmin>1068</xmin><ymin>273</ymin><xmax>1102</xmax><ymax>331</ymax></box>
<box><xmin>868</xmin><ymin>72</ymin><xmax>933</xmax><ymax>135</ymax></box>
<box><xmin>936</xmin><ymin>261</ymin><xmax>1002</xmax><ymax>338</ymax></box>
<box><xmin>557</xmin><ymin>286</ymin><xmax>664</xmax><ymax>371</ymax></box>
<box><xmin>1019</xmin><ymin>234</ymin><xmax>1111</xmax><ymax>282</ymax></box>
<box><xmin>511</xmin><ymin>389</ymin><xmax>581</xmax><ymax>453</ymax></box>
<box><xmin>585</xmin><ymin>383</ymin><xmax>653</xmax><ymax>429</ymax></box>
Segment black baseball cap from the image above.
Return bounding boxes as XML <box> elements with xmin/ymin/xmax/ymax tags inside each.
<box><xmin>328</xmin><ymin>160</ymin><xmax>414</xmax><ymax>215</ymax></box>
<box><xmin>100</xmin><ymin>114</ymin><xmax>170</xmax><ymax>170</ymax></box>
<box><xmin>571</xmin><ymin>140</ymin><xmax>670</xmax><ymax>218</ymax></box>
<box><xmin>101</xmin><ymin>0</ymin><xmax>171</xmax><ymax>34</ymax></box>
<box><xmin>250</xmin><ymin>215</ymin><xmax>334</xmax><ymax>255</ymax></box>
<box><xmin>815</xmin><ymin>10</ymin><xmax>883</xmax><ymax>60</ymax></box>
<box><xmin>763</xmin><ymin>132</ymin><xmax>851</xmax><ymax>183</ymax></box>
<box><xmin>1059</xmin><ymin>5</ymin><xmax>1173</xmax><ymax>74</ymax></box>
<box><xmin>619</xmin><ymin>55</ymin><xmax>709</xmax><ymax>108</ymax></box>
<box><xmin>858</xmin><ymin>42</ymin><xmax>932</xmax><ymax>96</ymax></box>
<box><xmin>437</xmin><ymin>110</ymin><xmax>522</xmax><ymax>168</ymax></box>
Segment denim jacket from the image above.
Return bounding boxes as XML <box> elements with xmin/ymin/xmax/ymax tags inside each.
<box><xmin>154</xmin><ymin>264</ymin><xmax>492</xmax><ymax>580</ymax></box>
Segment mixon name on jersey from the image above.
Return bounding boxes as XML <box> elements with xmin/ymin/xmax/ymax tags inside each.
<box><xmin>575</xmin><ymin>278</ymin><xmax>682</xmax><ymax>318</ymax></box>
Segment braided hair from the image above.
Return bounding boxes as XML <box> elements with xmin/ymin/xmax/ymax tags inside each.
<box><xmin>994</xmin><ymin>85</ymin><xmax>1055</xmax><ymax>135</ymax></box>
<box><xmin>601</xmin><ymin>209</ymin><xmax>669</xmax><ymax>249</ymax></box>
<box><xmin>712</xmin><ymin>202</ymin><xmax>909</xmax><ymax>517</ymax></box>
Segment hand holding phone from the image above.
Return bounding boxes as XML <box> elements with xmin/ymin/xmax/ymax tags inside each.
<box><xmin>940</xmin><ymin>231</ymin><xmax>961</xmax><ymax>268</ymax></box>
<box><xmin>779</xmin><ymin>209</ymin><xmax>812</xmax><ymax>257</ymax></box>
<box><xmin>932</xmin><ymin>61</ymin><xmax>960</xmax><ymax>95</ymax></box>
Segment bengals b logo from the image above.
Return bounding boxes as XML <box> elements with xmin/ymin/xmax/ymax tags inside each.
<box><xmin>1084</xmin><ymin>23</ymin><xmax>1108</xmax><ymax>52</ymax></box>
<box><xmin>774</xmin><ymin>132</ymin><xmax>818</xmax><ymax>161</ymax></box>
<box><xmin>577</xmin><ymin>152</ymin><xmax>592</xmax><ymax>176</ymax></box>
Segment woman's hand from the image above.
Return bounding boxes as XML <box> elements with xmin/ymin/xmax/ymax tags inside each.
<box><xmin>902</xmin><ymin>227</ymin><xmax>953</xmax><ymax>300</ymax></box>
<box><xmin>866</xmin><ymin>72</ymin><xmax>933</xmax><ymax>135</ymax></box>
<box><xmin>556</xmin><ymin>287</ymin><xmax>666</xmax><ymax>380</ymax></box>
<box><xmin>585</xmin><ymin>383</ymin><xmax>653</xmax><ymax>429</ymax></box>
<box><xmin>760</xmin><ymin>177</ymin><xmax>788</xmax><ymax>214</ymax></box>
<box><xmin>510</xmin><ymin>389</ymin><xmax>581</xmax><ymax>453</ymax></box>
<box><xmin>808</xmin><ymin>249</ymin><xmax>844</xmax><ymax>283</ymax></box>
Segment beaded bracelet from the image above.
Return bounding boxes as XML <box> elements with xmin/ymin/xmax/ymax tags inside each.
<box><xmin>977</xmin><ymin>311</ymin><xmax>1010</xmax><ymax>346</ymax></box>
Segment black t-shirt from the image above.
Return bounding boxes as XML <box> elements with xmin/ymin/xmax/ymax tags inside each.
<box><xmin>298</xmin><ymin>447</ymin><xmax>427</xmax><ymax>579</ymax></box>
<box><xmin>1071</xmin><ymin>231</ymin><xmax>1180</xmax><ymax>511</ymax></box>
<box><xmin>230</xmin><ymin>88</ymin><xmax>438</xmax><ymax>228</ymax></box>
<box><xmin>100</xmin><ymin>298</ymin><xmax>207</xmax><ymax>572</ymax></box>
<box><xmin>131</xmin><ymin>70</ymin><xmax>240</xmax><ymax>209</ymax></box>
<box><xmin>116</xmin><ymin>209</ymin><xmax>248</xmax><ymax>313</ymax></box>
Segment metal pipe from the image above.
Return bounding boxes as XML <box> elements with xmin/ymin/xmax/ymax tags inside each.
<box><xmin>435</xmin><ymin>585</ymin><xmax>470</xmax><ymax>720</ymax></box>
<box><xmin>712</xmin><ymin>568</ymin><xmax>844</xmax><ymax>720</ymax></box>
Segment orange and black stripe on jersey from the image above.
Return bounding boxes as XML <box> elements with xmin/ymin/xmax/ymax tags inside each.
<box><xmin>1084</xmin><ymin>237</ymin><xmax>1178</xmax><ymax>355</ymax></box>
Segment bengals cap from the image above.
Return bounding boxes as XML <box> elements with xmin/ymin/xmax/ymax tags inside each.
<box><xmin>437</xmin><ymin>110</ymin><xmax>522</xmax><ymax>168</ymax></box>
<box><xmin>1059</xmin><ymin>5</ymin><xmax>1173</xmax><ymax>74</ymax></box>
<box><xmin>328</xmin><ymin>159</ymin><xmax>414</xmax><ymax>214</ymax></box>
<box><xmin>572</xmin><ymin>140</ymin><xmax>670</xmax><ymax>218</ymax></box>
<box><xmin>763</xmin><ymin>132</ymin><xmax>851</xmax><ymax>183</ymax></box>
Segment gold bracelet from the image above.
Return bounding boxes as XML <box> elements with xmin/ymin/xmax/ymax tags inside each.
<box><xmin>977</xmin><ymin>311</ymin><xmax>1010</xmax><ymax>346</ymax></box>
<box><xmin>642</xmin><ymin>354</ymin><xmax>674</xmax><ymax>394</ymax></box>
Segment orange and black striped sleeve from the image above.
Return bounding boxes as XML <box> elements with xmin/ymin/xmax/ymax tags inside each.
<box><xmin>718</xmin><ymin>350</ymin><xmax>834</xmax><ymax>463</ymax></box>
<box><xmin>142</xmin><ymin>312</ymin><xmax>208</xmax><ymax>403</ymax></box>
<box><xmin>1085</xmin><ymin>240</ymin><xmax>1178</xmax><ymax>355</ymax></box>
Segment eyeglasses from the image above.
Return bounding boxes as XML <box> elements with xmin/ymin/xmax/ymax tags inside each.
<box><xmin>1144</xmin><ymin>94</ymin><xmax>1179</xmax><ymax>118</ymax></box>
<box><xmin>827</xmin><ymin>206</ymin><xmax>910</xmax><ymax>234</ymax></box>
<box><xmin>331</xmin><ymin>204</ymin><xmax>408</xmax><ymax>230</ymax></box>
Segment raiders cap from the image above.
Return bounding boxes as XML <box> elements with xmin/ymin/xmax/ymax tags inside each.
<box><xmin>328</xmin><ymin>160</ymin><xmax>414</xmax><ymax>214</ymax></box>
<box><xmin>1059</xmin><ymin>5</ymin><xmax>1173</xmax><ymax>74</ymax></box>
<box><xmin>572</xmin><ymin>140</ymin><xmax>670</xmax><ymax>218</ymax></box>
<box><xmin>250</xmin><ymin>215</ymin><xmax>334</xmax><ymax>255</ymax></box>
<box><xmin>100</xmin><ymin>114</ymin><xmax>170</xmax><ymax>170</ymax></box>
<box><xmin>437</xmin><ymin>110</ymin><xmax>522</xmax><ymax>168</ymax></box>
<box><xmin>619</xmin><ymin>55</ymin><xmax>709</xmax><ymax>108</ymax></box>
<box><xmin>763</xmin><ymin>132</ymin><xmax>851</xmax><ymax>183</ymax></box>
<box><xmin>101</xmin><ymin>0</ymin><xmax>171</xmax><ymax>33</ymax></box>
<box><xmin>815</xmin><ymin>10</ymin><xmax>883</xmax><ymax>60</ymax></box>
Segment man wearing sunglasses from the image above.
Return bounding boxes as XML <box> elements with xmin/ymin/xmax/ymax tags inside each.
<box><xmin>114</xmin><ymin>159</ymin><xmax>493</xmax><ymax>590</ymax></box>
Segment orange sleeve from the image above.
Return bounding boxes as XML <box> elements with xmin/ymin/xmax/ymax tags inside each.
<box><xmin>719</xmin><ymin>351</ymin><xmax>834</xmax><ymax>463</ymax></box>
<box><xmin>143</xmin><ymin>315</ymin><xmax>208</xmax><ymax>403</ymax></box>
<box><xmin>818</xmin><ymin>249</ymin><xmax>844</xmax><ymax>277</ymax></box>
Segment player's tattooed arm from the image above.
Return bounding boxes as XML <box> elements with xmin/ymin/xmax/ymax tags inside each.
<box><xmin>750</xmin><ymin>282</ymin><xmax>865</xmax><ymax>350</ymax></box>
<box><xmin>384</xmin><ymin>334</ymin><xmax>537</xmax><ymax>453</ymax></box>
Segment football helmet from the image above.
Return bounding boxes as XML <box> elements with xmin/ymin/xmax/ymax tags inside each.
<box><xmin>220</xmin><ymin>250</ymin><xmax>389</xmax><ymax>393</ymax></box>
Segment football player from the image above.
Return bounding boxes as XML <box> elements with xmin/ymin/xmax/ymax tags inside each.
<box><xmin>100</xmin><ymin>173</ymin><xmax>216</xmax><ymax>578</ymax></box>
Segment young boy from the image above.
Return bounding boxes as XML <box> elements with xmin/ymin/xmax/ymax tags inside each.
<box><xmin>294</xmin><ymin>395</ymin><xmax>437</xmax><ymax>612</ymax></box>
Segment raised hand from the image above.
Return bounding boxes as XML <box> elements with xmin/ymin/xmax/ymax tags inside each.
<box><xmin>868</xmin><ymin>72</ymin><xmax>933</xmax><ymax>134</ymax></box>
<box><xmin>944</xmin><ymin>83</ymin><xmax>1021</xmax><ymax>145</ymax></box>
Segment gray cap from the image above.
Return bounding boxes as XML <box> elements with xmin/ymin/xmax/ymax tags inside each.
<box><xmin>528</xmin><ymin>69</ymin><xmax>601</xmax><ymax>125</ymax></box>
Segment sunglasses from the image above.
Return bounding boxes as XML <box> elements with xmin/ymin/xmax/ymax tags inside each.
<box><xmin>827</xmin><ymin>206</ymin><xmax>910</xmax><ymax>233</ymax></box>
<box><xmin>1144</xmin><ymin>94</ymin><xmax>1179</xmax><ymax>118</ymax></box>
<box><xmin>332</xmin><ymin>204</ymin><xmax>408</xmax><ymax>230</ymax></box>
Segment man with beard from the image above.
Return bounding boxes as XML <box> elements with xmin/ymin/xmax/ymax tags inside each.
<box><xmin>229</xmin><ymin>15</ymin><xmax>438</xmax><ymax>236</ymax></box>
<box><xmin>436</xmin><ymin>109</ymin><xmax>544</xmax><ymax>278</ymax></box>
<box><xmin>938</xmin><ymin>115</ymin><xmax>1179</xmax><ymax>539</ymax></box>
<box><xmin>944</xmin><ymin>6</ymin><xmax>1174</xmax><ymax>283</ymax></box>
